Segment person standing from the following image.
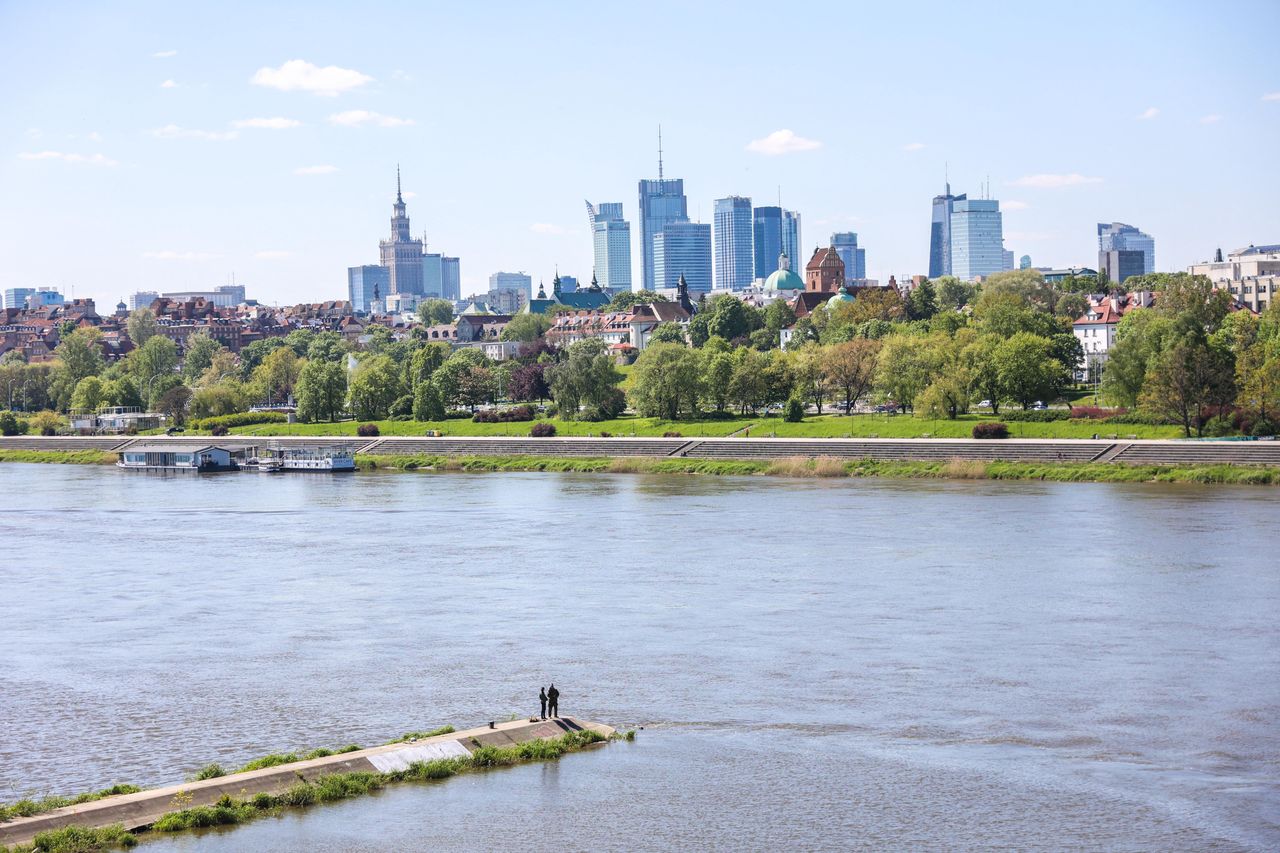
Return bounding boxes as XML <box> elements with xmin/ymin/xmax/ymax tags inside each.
<box><xmin>547</xmin><ymin>683</ymin><xmax>560</xmax><ymax>718</ymax></box>
<box><xmin>539</xmin><ymin>687</ymin><xmax>548</xmax><ymax>720</ymax></box>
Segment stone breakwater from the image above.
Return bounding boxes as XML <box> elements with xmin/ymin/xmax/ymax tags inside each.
<box><xmin>0</xmin><ymin>717</ymin><xmax>613</xmax><ymax>849</ymax></box>
<box><xmin>3</xmin><ymin>434</ymin><xmax>1280</xmax><ymax>467</ymax></box>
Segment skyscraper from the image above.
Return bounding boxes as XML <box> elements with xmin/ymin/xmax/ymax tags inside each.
<box><xmin>637</xmin><ymin>132</ymin><xmax>689</xmax><ymax>291</ymax></box>
<box><xmin>348</xmin><ymin>265</ymin><xmax>389</xmax><ymax>313</ymax></box>
<box><xmin>830</xmin><ymin>232</ymin><xmax>867</xmax><ymax>283</ymax></box>
<box><xmin>713</xmin><ymin>196</ymin><xmax>754</xmax><ymax>291</ymax></box>
<box><xmin>489</xmin><ymin>272</ymin><xmax>533</xmax><ymax>300</ymax></box>
<box><xmin>422</xmin><ymin>252</ymin><xmax>443</xmax><ymax>298</ymax></box>
<box><xmin>585</xmin><ymin>200</ymin><xmax>632</xmax><ymax>294</ymax></box>
<box><xmin>753</xmin><ymin>206</ymin><xmax>802</xmax><ymax>279</ymax></box>
<box><xmin>441</xmin><ymin>257</ymin><xmax>461</xmax><ymax>301</ymax></box>
<box><xmin>1097</xmin><ymin>222</ymin><xmax>1155</xmax><ymax>274</ymax></box>
<box><xmin>2</xmin><ymin>287</ymin><xmax>35</xmax><ymax>309</ymax></box>
<box><xmin>949</xmin><ymin>199</ymin><xmax>1005</xmax><ymax>281</ymax></box>
<box><xmin>929</xmin><ymin>182</ymin><xmax>966</xmax><ymax>278</ymax></box>
<box><xmin>379</xmin><ymin>167</ymin><xmax>424</xmax><ymax>295</ymax></box>
<box><xmin>653</xmin><ymin>221</ymin><xmax>712</xmax><ymax>294</ymax></box>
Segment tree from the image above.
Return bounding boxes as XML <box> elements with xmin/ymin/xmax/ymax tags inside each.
<box><xmin>1055</xmin><ymin>292</ymin><xmax>1090</xmax><ymax>324</ymax></box>
<box><xmin>416</xmin><ymin>298</ymin><xmax>454</xmax><ymax>326</ymax></box>
<box><xmin>51</xmin><ymin>327</ymin><xmax>105</xmax><ymax>410</ymax></box>
<box><xmin>284</xmin><ymin>328</ymin><xmax>316</xmax><ymax>358</ymax></box>
<box><xmin>129</xmin><ymin>335</ymin><xmax>179</xmax><ymax>406</ymax></box>
<box><xmin>1140</xmin><ymin>340</ymin><xmax>1236</xmax><ymax>437</ymax></box>
<box><xmin>917</xmin><ymin>368</ymin><xmax>971</xmax><ymax>419</ymax></box>
<box><xmin>182</xmin><ymin>332</ymin><xmax>224</xmax><ymax>381</ymax></box>
<box><xmin>994</xmin><ymin>333</ymin><xmax>1066</xmax><ymax>410</ymax></box>
<box><xmin>649</xmin><ymin>322</ymin><xmax>687</xmax><ymax>346</ymax></box>
<box><xmin>875</xmin><ymin>334</ymin><xmax>937</xmax><ymax>412</ymax></box>
<box><xmin>701</xmin><ymin>350</ymin><xmax>735</xmax><ymax>412</ymax></box>
<box><xmin>69</xmin><ymin>376</ymin><xmax>105</xmax><ymax>413</ymax></box>
<box><xmin>727</xmin><ymin>349</ymin><xmax>769</xmax><ymax>414</ymax></box>
<box><xmin>406</xmin><ymin>341</ymin><xmax>450</xmax><ymax>391</ymax></box>
<box><xmin>500</xmin><ymin>312</ymin><xmax>552</xmax><ymax>343</ymax></box>
<box><xmin>704</xmin><ymin>295</ymin><xmax>759</xmax><ymax>343</ymax></box>
<box><xmin>905</xmin><ymin>279</ymin><xmax>939</xmax><ymax>321</ymax></box>
<box><xmin>126</xmin><ymin>309</ymin><xmax>158</xmax><ymax>347</ymax></box>
<box><xmin>548</xmin><ymin>338</ymin><xmax>624</xmax><ymax>419</ymax></box>
<box><xmin>606</xmin><ymin>290</ymin><xmax>668</xmax><ymax>312</ymax></box>
<box><xmin>963</xmin><ymin>334</ymin><xmax>1005</xmax><ymax>414</ymax></box>
<box><xmin>189</xmin><ymin>382</ymin><xmax>248</xmax><ymax>419</ymax></box>
<box><xmin>456</xmin><ymin>366</ymin><xmax>496</xmax><ymax>412</ymax></box>
<box><xmin>156</xmin><ymin>384</ymin><xmax>192</xmax><ymax>425</ymax></box>
<box><xmin>238</xmin><ymin>337</ymin><xmax>287</xmax><ymax>379</ymax></box>
<box><xmin>824</xmin><ymin>339</ymin><xmax>881</xmax><ymax>413</ymax></box>
<box><xmin>934</xmin><ymin>276</ymin><xmax>975</xmax><ymax>312</ymax></box>
<box><xmin>790</xmin><ymin>345</ymin><xmax>829</xmax><ymax>413</ymax></box>
<box><xmin>306</xmin><ymin>331</ymin><xmax>347</xmax><ymax>363</ymax></box>
<box><xmin>296</xmin><ymin>360</ymin><xmax>347</xmax><ymax>423</ymax></box>
<box><xmin>1237</xmin><ymin>350</ymin><xmax>1280</xmax><ymax>430</ymax></box>
<box><xmin>347</xmin><ymin>354</ymin><xmax>403</xmax><ymax>420</ymax></box>
<box><xmin>509</xmin><ymin>362</ymin><xmax>551</xmax><ymax>402</ymax></box>
<box><xmin>628</xmin><ymin>342</ymin><xmax>703</xmax><ymax>419</ymax></box>
<box><xmin>1101</xmin><ymin>310</ymin><xmax>1174</xmax><ymax>407</ymax></box>
<box><xmin>254</xmin><ymin>346</ymin><xmax>303</xmax><ymax>404</ymax></box>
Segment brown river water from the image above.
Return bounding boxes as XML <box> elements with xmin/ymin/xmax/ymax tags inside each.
<box><xmin>1</xmin><ymin>463</ymin><xmax>1277</xmax><ymax>851</ymax></box>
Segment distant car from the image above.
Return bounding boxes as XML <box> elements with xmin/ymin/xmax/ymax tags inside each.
<box><xmin>874</xmin><ymin>403</ymin><xmax>897</xmax><ymax>414</ymax></box>
<box><xmin>978</xmin><ymin>399</ymin><xmax>992</xmax><ymax>409</ymax></box>
<box><xmin>1031</xmin><ymin>401</ymin><xmax>1048</xmax><ymax>410</ymax></box>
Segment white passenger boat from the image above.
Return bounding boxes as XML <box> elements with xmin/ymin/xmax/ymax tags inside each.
<box><xmin>252</xmin><ymin>446</ymin><xmax>355</xmax><ymax>472</ymax></box>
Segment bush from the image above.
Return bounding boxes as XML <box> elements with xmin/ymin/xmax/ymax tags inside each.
<box><xmin>1070</xmin><ymin>406</ymin><xmax>1126</xmax><ymax>420</ymax></box>
<box><xmin>1202</xmin><ymin>414</ymin><xmax>1236</xmax><ymax>437</ymax></box>
<box><xmin>1001</xmin><ymin>409</ymin><xmax>1070</xmax><ymax>422</ymax></box>
<box><xmin>972</xmin><ymin>422</ymin><xmax>1009</xmax><ymax>439</ymax></box>
<box><xmin>192</xmin><ymin>763</ymin><xmax>225</xmax><ymax>781</ymax></box>
<box><xmin>356</xmin><ymin>423</ymin><xmax>380</xmax><ymax>437</ymax></box>
<box><xmin>473</xmin><ymin>405</ymin><xmax>536</xmax><ymax>423</ymax></box>
<box><xmin>1252</xmin><ymin>419</ymin><xmax>1277</xmax><ymax>437</ymax></box>
<box><xmin>444</xmin><ymin>409</ymin><xmax>472</xmax><ymax>420</ymax></box>
<box><xmin>662</xmin><ymin>431</ymin><xmax>682</xmax><ymax>438</ymax></box>
<box><xmin>784</xmin><ymin>398</ymin><xmax>805</xmax><ymax>423</ymax></box>
<box><xmin>189</xmin><ymin>412</ymin><xmax>287</xmax><ymax>431</ymax></box>
<box><xmin>530</xmin><ymin>422</ymin><xmax>557</xmax><ymax>437</ymax></box>
<box><xmin>388</xmin><ymin>394</ymin><xmax>414</xmax><ymax>418</ymax></box>
<box><xmin>542</xmin><ymin>403</ymin><xmax>559</xmax><ymax>418</ymax></box>
<box><xmin>210</xmin><ymin>424</ymin><xmax>229</xmax><ymax>437</ymax></box>
<box><xmin>0</xmin><ymin>411</ymin><xmax>27</xmax><ymax>436</ymax></box>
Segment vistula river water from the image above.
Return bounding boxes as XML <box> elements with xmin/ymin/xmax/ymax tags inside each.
<box><xmin>1</xmin><ymin>462</ymin><xmax>1277</xmax><ymax>851</ymax></box>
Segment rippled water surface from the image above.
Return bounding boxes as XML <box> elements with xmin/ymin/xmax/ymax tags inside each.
<box><xmin>2</xmin><ymin>463</ymin><xmax>1277</xmax><ymax>850</ymax></box>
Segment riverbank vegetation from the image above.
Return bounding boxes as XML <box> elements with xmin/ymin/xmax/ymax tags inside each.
<box><xmin>0</xmin><ymin>449</ymin><xmax>115</xmax><ymax>465</ymax></box>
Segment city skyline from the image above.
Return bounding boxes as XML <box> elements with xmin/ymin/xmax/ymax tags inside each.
<box><xmin>2</xmin><ymin>1</ymin><xmax>1279</xmax><ymax>309</ymax></box>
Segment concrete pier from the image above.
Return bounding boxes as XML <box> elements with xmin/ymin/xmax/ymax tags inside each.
<box><xmin>0</xmin><ymin>717</ymin><xmax>612</xmax><ymax>848</ymax></box>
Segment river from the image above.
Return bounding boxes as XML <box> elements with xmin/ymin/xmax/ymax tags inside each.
<box><xmin>1</xmin><ymin>463</ymin><xmax>1277</xmax><ymax>850</ymax></box>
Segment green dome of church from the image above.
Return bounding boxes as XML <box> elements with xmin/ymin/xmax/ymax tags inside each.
<box><xmin>764</xmin><ymin>251</ymin><xmax>804</xmax><ymax>290</ymax></box>
<box><xmin>825</xmin><ymin>289</ymin><xmax>855</xmax><ymax>310</ymax></box>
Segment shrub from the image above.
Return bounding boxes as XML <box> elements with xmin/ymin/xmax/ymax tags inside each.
<box><xmin>0</xmin><ymin>411</ymin><xmax>26</xmax><ymax>436</ymax></box>
<box><xmin>472</xmin><ymin>406</ymin><xmax>534</xmax><ymax>423</ymax></box>
<box><xmin>784</xmin><ymin>398</ymin><xmax>805</xmax><ymax>423</ymax></box>
<box><xmin>1202</xmin><ymin>414</ymin><xmax>1236</xmax><ymax>437</ymax></box>
<box><xmin>530</xmin><ymin>422</ymin><xmax>557</xmax><ymax>437</ymax></box>
<box><xmin>972</xmin><ymin>422</ymin><xmax>1009</xmax><ymax>439</ymax></box>
<box><xmin>599</xmin><ymin>431</ymin><xmax>611</xmax><ymax>438</ymax></box>
<box><xmin>388</xmin><ymin>394</ymin><xmax>414</xmax><ymax>418</ymax></box>
<box><xmin>1070</xmin><ymin>406</ymin><xmax>1126</xmax><ymax>420</ymax></box>
<box><xmin>1252</xmin><ymin>419</ymin><xmax>1277</xmax><ymax>437</ymax></box>
<box><xmin>444</xmin><ymin>409</ymin><xmax>472</xmax><ymax>420</ymax></box>
<box><xmin>356</xmin><ymin>423</ymin><xmax>380</xmax><ymax>437</ymax></box>
<box><xmin>210</xmin><ymin>424</ymin><xmax>229</xmax><ymax>437</ymax></box>
<box><xmin>30</xmin><ymin>409</ymin><xmax>62</xmax><ymax>435</ymax></box>
<box><xmin>662</xmin><ymin>431</ymin><xmax>682</xmax><ymax>438</ymax></box>
<box><xmin>192</xmin><ymin>763</ymin><xmax>225</xmax><ymax>781</ymax></box>
<box><xmin>1001</xmin><ymin>409</ymin><xmax>1069</xmax><ymax>422</ymax></box>
<box><xmin>542</xmin><ymin>403</ymin><xmax>559</xmax><ymax>418</ymax></box>
<box><xmin>189</xmin><ymin>412</ymin><xmax>287</xmax><ymax>431</ymax></box>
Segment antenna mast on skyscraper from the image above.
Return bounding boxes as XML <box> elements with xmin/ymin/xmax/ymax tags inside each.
<box><xmin>657</xmin><ymin>125</ymin><xmax>664</xmax><ymax>180</ymax></box>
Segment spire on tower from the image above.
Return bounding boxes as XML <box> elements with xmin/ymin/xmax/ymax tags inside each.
<box><xmin>658</xmin><ymin>125</ymin><xmax>664</xmax><ymax>180</ymax></box>
<box><xmin>396</xmin><ymin>164</ymin><xmax>403</xmax><ymax>204</ymax></box>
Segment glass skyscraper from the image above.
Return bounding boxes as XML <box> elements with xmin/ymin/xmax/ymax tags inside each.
<box><xmin>422</xmin><ymin>252</ymin><xmax>443</xmax><ymax>298</ymax></box>
<box><xmin>653</xmin><ymin>221</ymin><xmax>712</xmax><ymax>294</ymax></box>
<box><xmin>586</xmin><ymin>200</ymin><xmax>633</xmax><ymax>294</ymax></box>
<box><xmin>348</xmin><ymin>265</ymin><xmax>389</xmax><ymax>313</ymax></box>
<box><xmin>638</xmin><ymin>178</ymin><xmax>688</xmax><ymax>291</ymax></box>
<box><xmin>714</xmin><ymin>196</ymin><xmax>754</xmax><ymax>291</ymax></box>
<box><xmin>753</xmin><ymin>206</ymin><xmax>801</xmax><ymax>279</ymax></box>
<box><xmin>949</xmin><ymin>199</ymin><xmax>1005</xmax><ymax>281</ymax></box>
<box><xmin>441</xmin><ymin>257</ymin><xmax>461</xmax><ymax>301</ymax></box>
<box><xmin>929</xmin><ymin>183</ymin><xmax>965</xmax><ymax>278</ymax></box>
<box><xmin>831</xmin><ymin>232</ymin><xmax>867</xmax><ymax>282</ymax></box>
<box><xmin>1097</xmin><ymin>222</ymin><xmax>1154</xmax><ymax>274</ymax></box>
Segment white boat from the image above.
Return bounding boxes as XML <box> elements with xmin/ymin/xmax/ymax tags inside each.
<box><xmin>253</xmin><ymin>446</ymin><xmax>355</xmax><ymax>472</ymax></box>
<box><xmin>117</xmin><ymin>444</ymin><xmax>237</xmax><ymax>472</ymax></box>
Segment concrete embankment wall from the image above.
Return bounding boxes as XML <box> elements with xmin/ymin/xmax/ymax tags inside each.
<box><xmin>0</xmin><ymin>717</ymin><xmax>611</xmax><ymax>848</ymax></box>
<box><xmin>4</xmin><ymin>435</ymin><xmax>1280</xmax><ymax>467</ymax></box>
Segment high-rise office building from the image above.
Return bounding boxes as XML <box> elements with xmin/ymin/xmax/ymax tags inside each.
<box><xmin>585</xmin><ymin>200</ymin><xmax>632</xmax><ymax>294</ymax></box>
<box><xmin>714</xmin><ymin>196</ymin><xmax>754</xmax><ymax>291</ymax></box>
<box><xmin>929</xmin><ymin>182</ymin><xmax>966</xmax><ymax>278</ymax></box>
<box><xmin>441</xmin><ymin>257</ymin><xmax>461</xmax><ymax>301</ymax></box>
<box><xmin>348</xmin><ymin>265</ymin><xmax>390</xmax><ymax>313</ymax></box>
<box><xmin>422</xmin><ymin>252</ymin><xmax>443</xmax><ymax>298</ymax></box>
<box><xmin>3</xmin><ymin>288</ymin><xmax>35</xmax><ymax>309</ymax></box>
<box><xmin>949</xmin><ymin>199</ymin><xmax>1005</xmax><ymax>281</ymax></box>
<box><xmin>1002</xmin><ymin>249</ymin><xmax>1015</xmax><ymax>271</ymax></box>
<box><xmin>25</xmin><ymin>288</ymin><xmax>65</xmax><ymax>309</ymax></box>
<box><xmin>489</xmin><ymin>272</ymin><xmax>533</xmax><ymax>300</ymax></box>
<box><xmin>653</xmin><ymin>221</ymin><xmax>712</xmax><ymax>294</ymax></box>
<box><xmin>128</xmin><ymin>291</ymin><xmax>159</xmax><ymax>311</ymax></box>
<box><xmin>1097</xmin><ymin>222</ymin><xmax>1154</xmax><ymax>275</ymax></box>
<box><xmin>1098</xmin><ymin>250</ymin><xmax>1146</xmax><ymax>285</ymax></box>
<box><xmin>638</xmin><ymin>134</ymin><xmax>689</xmax><ymax>291</ymax></box>
<box><xmin>753</xmin><ymin>207</ymin><xmax>802</xmax><ymax>279</ymax></box>
<box><xmin>830</xmin><ymin>232</ymin><xmax>867</xmax><ymax>282</ymax></box>
<box><xmin>378</xmin><ymin>168</ymin><xmax>424</xmax><ymax>295</ymax></box>
<box><xmin>215</xmin><ymin>284</ymin><xmax>246</xmax><ymax>305</ymax></box>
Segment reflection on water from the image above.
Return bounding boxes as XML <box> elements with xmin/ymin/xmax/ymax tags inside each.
<box><xmin>1</xmin><ymin>464</ymin><xmax>1277</xmax><ymax>851</ymax></box>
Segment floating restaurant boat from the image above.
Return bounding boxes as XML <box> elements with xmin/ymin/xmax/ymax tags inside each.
<box><xmin>250</xmin><ymin>445</ymin><xmax>355</xmax><ymax>473</ymax></box>
<box><xmin>116</xmin><ymin>444</ymin><xmax>237</xmax><ymax>472</ymax></box>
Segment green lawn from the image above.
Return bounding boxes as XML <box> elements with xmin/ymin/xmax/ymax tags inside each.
<box><xmin>762</xmin><ymin>413</ymin><xmax>1183</xmax><ymax>440</ymax></box>
<box><xmin>226</xmin><ymin>415</ymin><xmax>756</xmax><ymax>438</ymax></box>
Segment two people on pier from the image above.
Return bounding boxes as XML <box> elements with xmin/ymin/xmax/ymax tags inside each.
<box><xmin>539</xmin><ymin>684</ymin><xmax>560</xmax><ymax>719</ymax></box>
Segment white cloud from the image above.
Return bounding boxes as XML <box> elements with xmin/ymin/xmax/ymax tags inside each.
<box><xmin>530</xmin><ymin>223</ymin><xmax>570</xmax><ymax>236</ymax></box>
<box><xmin>152</xmin><ymin>124</ymin><xmax>238</xmax><ymax>141</ymax></box>
<box><xmin>254</xmin><ymin>250</ymin><xmax>292</xmax><ymax>260</ymax></box>
<box><xmin>1011</xmin><ymin>173</ymin><xmax>1103</xmax><ymax>188</ymax></box>
<box><xmin>1262</xmin><ymin>92</ymin><xmax>1280</xmax><ymax>102</ymax></box>
<box><xmin>745</xmin><ymin>129</ymin><xmax>822</xmax><ymax>156</ymax></box>
<box><xmin>232</xmin><ymin>117</ymin><xmax>302</xmax><ymax>129</ymax></box>
<box><xmin>294</xmin><ymin>164</ymin><xmax>337</xmax><ymax>175</ymax></box>
<box><xmin>141</xmin><ymin>250</ymin><xmax>220</xmax><ymax>261</ymax></box>
<box><xmin>1200</xmin><ymin>114</ymin><xmax>1223</xmax><ymax>124</ymax></box>
<box><xmin>1137</xmin><ymin>106</ymin><xmax>1159</xmax><ymax>120</ymax></box>
<box><xmin>160</xmin><ymin>79</ymin><xmax>178</xmax><ymax>89</ymax></box>
<box><xmin>18</xmin><ymin>151</ymin><xmax>118</xmax><ymax>167</ymax></box>
<box><xmin>251</xmin><ymin>59</ymin><xmax>372</xmax><ymax>96</ymax></box>
<box><xmin>327</xmin><ymin>110</ymin><xmax>414</xmax><ymax>128</ymax></box>
<box><xmin>1003</xmin><ymin>200</ymin><xmax>1030</xmax><ymax>211</ymax></box>
<box><xmin>152</xmin><ymin>49</ymin><xmax>178</xmax><ymax>58</ymax></box>
<box><xmin>88</xmin><ymin>131</ymin><xmax>103</xmax><ymax>142</ymax></box>
<box><xmin>902</xmin><ymin>142</ymin><xmax>926</xmax><ymax>152</ymax></box>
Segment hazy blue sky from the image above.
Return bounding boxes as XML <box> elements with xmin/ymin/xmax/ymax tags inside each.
<box><xmin>2</xmin><ymin>0</ymin><xmax>1278</xmax><ymax>307</ymax></box>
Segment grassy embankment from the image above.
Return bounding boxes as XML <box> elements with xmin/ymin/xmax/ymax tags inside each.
<box><xmin>0</xmin><ymin>449</ymin><xmax>115</xmax><ymax>465</ymax></box>
<box><xmin>0</xmin><ymin>728</ymin><xmax>611</xmax><ymax>853</ymax></box>
<box><xmin>202</xmin><ymin>412</ymin><xmax>1182</xmax><ymax>440</ymax></box>
<box><xmin>357</xmin><ymin>453</ymin><xmax>1280</xmax><ymax>485</ymax></box>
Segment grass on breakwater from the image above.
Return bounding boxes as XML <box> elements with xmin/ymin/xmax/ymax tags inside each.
<box><xmin>0</xmin><ymin>786</ymin><xmax>141</xmax><ymax>823</ymax></box>
<box><xmin>0</xmin><ymin>449</ymin><xmax>115</xmax><ymax>465</ymax></box>
<box><xmin>357</xmin><ymin>453</ymin><xmax>1280</xmax><ymax>485</ymax></box>
<box><xmin>386</xmin><ymin>725</ymin><xmax>456</xmax><ymax>744</ymax></box>
<box><xmin>0</xmin><ymin>823</ymin><xmax>138</xmax><ymax>853</ymax></box>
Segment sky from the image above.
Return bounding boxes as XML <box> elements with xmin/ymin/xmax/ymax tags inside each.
<box><xmin>2</xmin><ymin>0</ymin><xmax>1279</xmax><ymax>308</ymax></box>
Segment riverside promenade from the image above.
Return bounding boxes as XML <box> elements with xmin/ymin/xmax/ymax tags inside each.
<box><xmin>0</xmin><ymin>717</ymin><xmax>612</xmax><ymax>848</ymax></box>
<box><xmin>3</xmin><ymin>434</ymin><xmax>1280</xmax><ymax>467</ymax></box>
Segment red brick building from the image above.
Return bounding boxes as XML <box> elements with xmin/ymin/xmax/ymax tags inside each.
<box><xmin>805</xmin><ymin>246</ymin><xmax>845</xmax><ymax>292</ymax></box>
